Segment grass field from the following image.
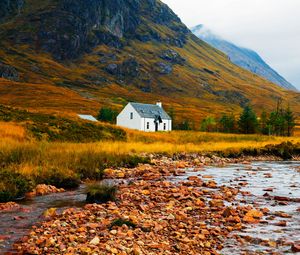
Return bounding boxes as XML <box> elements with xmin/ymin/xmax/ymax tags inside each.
<box><xmin>1</xmin><ymin>120</ymin><xmax>300</xmax><ymax>202</ymax></box>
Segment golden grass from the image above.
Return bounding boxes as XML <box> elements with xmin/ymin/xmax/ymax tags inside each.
<box><xmin>1</xmin><ymin>125</ymin><xmax>300</xmax><ymax>171</ymax></box>
<box><xmin>42</xmin><ymin>138</ymin><xmax>300</xmax><ymax>156</ymax></box>
<box><xmin>0</xmin><ymin>79</ymin><xmax>100</xmax><ymax>115</ymax></box>
<box><xmin>0</xmin><ymin>122</ymin><xmax>27</xmax><ymax>141</ymax></box>
<box><xmin>1</xmin><ymin>119</ymin><xmax>299</xmax><ymax>184</ymax></box>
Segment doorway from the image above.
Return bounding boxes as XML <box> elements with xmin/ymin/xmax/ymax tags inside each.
<box><xmin>155</xmin><ymin>122</ymin><xmax>158</xmax><ymax>132</ymax></box>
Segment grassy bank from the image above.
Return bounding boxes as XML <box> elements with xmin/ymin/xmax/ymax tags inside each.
<box><xmin>1</xmin><ymin>118</ymin><xmax>300</xmax><ymax>202</ymax></box>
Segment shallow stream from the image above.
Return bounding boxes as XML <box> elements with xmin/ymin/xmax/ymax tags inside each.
<box><xmin>0</xmin><ymin>161</ymin><xmax>299</xmax><ymax>254</ymax></box>
<box><xmin>175</xmin><ymin>161</ymin><xmax>300</xmax><ymax>254</ymax></box>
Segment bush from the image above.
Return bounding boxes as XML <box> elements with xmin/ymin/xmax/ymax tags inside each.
<box><xmin>34</xmin><ymin>168</ymin><xmax>80</xmax><ymax>189</ymax></box>
<box><xmin>264</xmin><ymin>142</ymin><xmax>300</xmax><ymax>160</ymax></box>
<box><xmin>0</xmin><ymin>169</ymin><xmax>32</xmax><ymax>202</ymax></box>
<box><xmin>110</xmin><ymin>218</ymin><xmax>136</xmax><ymax>229</ymax></box>
<box><xmin>97</xmin><ymin>107</ymin><xmax>118</xmax><ymax>123</ymax></box>
<box><xmin>86</xmin><ymin>182</ymin><xmax>117</xmax><ymax>204</ymax></box>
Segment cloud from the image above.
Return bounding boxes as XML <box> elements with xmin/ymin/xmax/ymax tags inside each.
<box><xmin>162</xmin><ymin>0</ymin><xmax>300</xmax><ymax>89</ymax></box>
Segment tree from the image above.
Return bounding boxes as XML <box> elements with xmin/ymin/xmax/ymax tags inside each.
<box><xmin>238</xmin><ymin>105</ymin><xmax>258</xmax><ymax>134</ymax></box>
<box><xmin>267</xmin><ymin>99</ymin><xmax>296</xmax><ymax>136</ymax></box>
<box><xmin>200</xmin><ymin>116</ymin><xmax>217</xmax><ymax>132</ymax></box>
<box><xmin>97</xmin><ymin>107</ymin><xmax>118</xmax><ymax>123</ymax></box>
<box><xmin>177</xmin><ymin>120</ymin><xmax>193</xmax><ymax>130</ymax></box>
<box><xmin>284</xmin><ymin>105</ymin><xmax>296</xmax><ymax>137</ymax></box>
<box><xmin>218</xmin><ymin>113</ymin><xmax>236</xmax><ymax>133</ymax></box>
<box><xmin>259</xmin><ymin>110</ymin><xmax>269</xmax><ymax>135</ymax></box>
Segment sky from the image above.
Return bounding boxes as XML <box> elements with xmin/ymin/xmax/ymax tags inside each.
<box><xmin>161</xmin><ymin>0</ymin><xmax>300</xmax><ymax>90</ymax></box>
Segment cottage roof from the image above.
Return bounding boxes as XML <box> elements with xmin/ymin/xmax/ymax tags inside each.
<box><xmin>130</xmin><ymin>103</ymin><xmax>171</xmax><ymax>120</ymax></box>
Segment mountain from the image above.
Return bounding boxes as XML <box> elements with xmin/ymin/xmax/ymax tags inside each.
<box><xmin>0</xmin><ymin>0</ymin><xmax>299</xmax><ymax>126</ymax></box>
<box><xmin>191</xmin><ymin>24</ymin><xmax>297</xmax><ymax>92</ymax></box>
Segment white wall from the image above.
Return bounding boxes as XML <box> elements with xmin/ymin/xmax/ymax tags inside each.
<box><xmin>117</xmin><ymin>104</ymin><xmax>142</xmax><ymax>130</ymax></box>
<box><xmin>142</xmin><ymin>118</ymin><xmax>172</xmax><ymax>132</ymax></box>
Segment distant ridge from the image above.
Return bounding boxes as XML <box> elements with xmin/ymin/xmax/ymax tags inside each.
<box><xmin>191</xmin><ymin>25</ymin><xmax>298</xmax><ymax>92</ymax></box>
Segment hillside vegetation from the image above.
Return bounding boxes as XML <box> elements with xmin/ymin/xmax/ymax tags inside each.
<box><xmin>1</xmin><ymin>109</ymin><xmax>300</xmax><ymax>201</ymax></box>
<box><xmin>0</xmin><ymin>0</ymin><xmax>299</xmax><ymax>127</ymax></box>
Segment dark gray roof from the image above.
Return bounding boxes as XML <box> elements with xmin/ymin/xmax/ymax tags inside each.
<box><xmin>130</xmin><ymin>103</ymin><xmax>171</xmax><ymax>120</ymax></box>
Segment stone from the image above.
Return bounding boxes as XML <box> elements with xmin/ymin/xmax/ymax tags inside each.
<box><xmin>0</xmin><ymin>202</ymin><xmax>21</xmax><ymax>211</ymax></box>
<box><xmin>275</xmin><ymin>221</ymin><xmax>287</xmax><ymax>227</ymax></box>
<box><xmin>243</xmin><ymin>209</ymin><xmax>263</xmax><ymax>223</ymax></box>
<box><xmin>105</xmin><ymin>64</ymin><xmax>119</xmax><ymax>75</ymax></box>
<box><xmin>89</xmin><ymin>236</ymin><xmax>100</xmax><ymax>245</ymax></box>
<box><xmin>156</xmin><ymin>62</ymin><xmax>173</xmax><ymax>74</ymax></box>
<box><xmin>43</xmin><ymin>208</ymin><xmax>57</xmax><ymax>218</ymax></box>
<box><xmin>292</xmin><ymin>243</ymin><xmax>300</xmax><ymax>252</ymax></box>
<box><xmin>0</xmin><ymin>63</ymin><xmax>19</xmax><ymax>81</ymax></box>
<box><xmin>209</xmin><ymin>199</ymin><xmax>224</xmax><ymax>207</ymax></box>
<box><xmin>159</xmin><ymin>49</ymin><xmax>185</xmax><ymax>64</ymax></box>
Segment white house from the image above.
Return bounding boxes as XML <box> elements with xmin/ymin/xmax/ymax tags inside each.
<box><xmin>117</xmin><ymin>102</ymin><xmax>172</xmax><ymax>132</ymax></box>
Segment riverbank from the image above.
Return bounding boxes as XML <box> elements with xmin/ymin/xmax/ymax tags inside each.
<box><xmin>1</xmin><ymin>156</ymin><xmax>299</xmax><ymax>254</ymax></box>
<box><xmin>1</xmin><ymin>122</ymin><xmax>300</xmax><ymax>203</ymax></box>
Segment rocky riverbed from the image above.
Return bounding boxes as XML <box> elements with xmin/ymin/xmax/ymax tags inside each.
<box><xmin>1</xmin><ymin>156</ymin><xmax>300</xmax><ymax>254</ymax></box>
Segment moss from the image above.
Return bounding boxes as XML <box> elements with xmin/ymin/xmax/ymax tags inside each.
<box><xmin>0</xmin><ymin>169</ymin><xmax>33</xmax><ymax>202</ymax></box>
<box><xmin>35</xmin><ymin>169</ymin><xmax>80</xmax><ymax>189</ymax></box>
<box><xmin>110</xmin><ymin>218</ymin><xmax>137</xmax><ymax>229</ymax></box>
<box><xmin>263</xmin><ymin>142</ymin><xmax>300</xmax><ymax>160</ymax></box>
<box><xmin>86</xmin><ymin>183</ymin><xmax>117</xmax><ymax>204</ymax></box>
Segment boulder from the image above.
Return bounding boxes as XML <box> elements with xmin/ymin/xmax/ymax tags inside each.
<box><xmin>292</xmin><ymin>243</ymin><xmax>300</xmax><ymax>252</ymax></box>
<box><xmin>243</xmin><ymin>209</ymin><xmax>263</xmax><ymax>223</ymax></box>
<box><xmin>156</xmin><ymin>62</ymin><xmax>172</xmax><ymax>74</ymax></box>
<box><xmin>105</xmin><ymin>58</ymin><xmax>140</xmax><ymax>78</ymax></box>
<box><xmin>105</xmin><ymin>63</ymin><xmax>119</xmax><ymax>75</ymax></box>
<box><xmin>0</xmin><ymin>63</ymin><xmax>19</xmax><ymax>81</ymax></box>
<box><xmin>160</xmin><ymin>49</ymin><xmax>185</xmax><ymax>64</ymax></box>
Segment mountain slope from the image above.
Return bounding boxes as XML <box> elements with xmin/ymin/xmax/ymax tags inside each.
<box><xmin>0</xmin><ymin>0</ymin><xmax>299</xmax><ymax>126</ymax></box>
<box><xmin>191</xmin><ymin>24</ymin><xmax>297</xmax><ymax>92</ymax></box>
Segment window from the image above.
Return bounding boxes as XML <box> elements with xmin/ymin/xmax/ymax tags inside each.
<box><xmin>130</xmin><ymin>112</ymin><xmax>133</xmax><ymax>119</ymax></box>
<box><xmin>164</xmin><ymin>123</ymin><xmax>166</xmax><ymax>130</ymax></box>
<box><xmin>147</xmin><ymin>122</ymin><xmax>150</xmax><ymax>129</ymax></box>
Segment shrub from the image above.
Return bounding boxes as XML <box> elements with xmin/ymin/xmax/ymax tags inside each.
<box><xmin>97</xmin><ymin>107</ymin><xmax>118</xmax><ymax>123</ymax></box>
<box><xmin>110</xmin><ymin>218</ymin><xmax>136</xmax><ymax>229</ymax></box>
<box><xmin>264</xmin><ymin>142</ymin><xmax>300</xmax><ymax>160</ymax></box>
<box><xmin>86</xmin><ymin>182</ymin><xmax>117</xmax><ymax>204</ymax></box>
<box><xmin>34</xmin><ymin>168</ymin><xmax>80</xmax><ymax>189</ymax></box>
<box><xmin>0</xmin><ymin>169</ymin><xmax>32</xmax><ymax>202</ymax></box>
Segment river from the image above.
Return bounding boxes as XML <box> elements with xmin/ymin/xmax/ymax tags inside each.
<box><xmin>0</xmin><ymin>161</ymin><xmax>299</xmax><ymax>254</ymax></box>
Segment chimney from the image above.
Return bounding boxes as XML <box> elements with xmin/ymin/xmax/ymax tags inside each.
<box><xmin>156</xmin><ymin>101</ymin><xmax>162</xmax><ymax>108</ymax></box>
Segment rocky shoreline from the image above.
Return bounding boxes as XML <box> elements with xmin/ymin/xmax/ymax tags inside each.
<box><xmin>0</xmin><ymin>155</ymin><xmax>296</xmax><ymax>254</ymax></box>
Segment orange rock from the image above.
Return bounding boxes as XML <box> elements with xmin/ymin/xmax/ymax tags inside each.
<box><xmin>195</xmin><ymin>199</ymin><xmax>205</xmax><ymax>207</ymax></box>
<box><xmin>243</xmin><ymin>209</ymin><xmax>263</xmax><ymax>223</ymax></box>
<box><xmin>209</xmin><ymin>199</ymin><xmax>224</xmax><ymax>207</ymax></box>
<box><xmin>43</xmin><ymin>208</ymin><xmax>57</xmax><ymax>218</ymax></box>
<box><xmin>202</xmin><ymin>175</ymin><xmax>213</xmax><ymax>179</ymax></box>
<box><xmin>292</xmin><ymin>243</ymin><xmax>300</xmax><ymax>252</ymax></box>
<box><xmin>176</xmin><ymin>162</ymin><xmax>186</xmax><ymax>169</ymax></box>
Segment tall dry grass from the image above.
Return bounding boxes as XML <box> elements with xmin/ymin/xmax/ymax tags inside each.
<box><xmin>1</xmin><ymin>122</ymin><xmax>300</xmax><ymax>181</ymax></box>
<box><xmin>0</xmin><ymin>122</ymin><xmax>27</xmax><ymax>142</ymax></box>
